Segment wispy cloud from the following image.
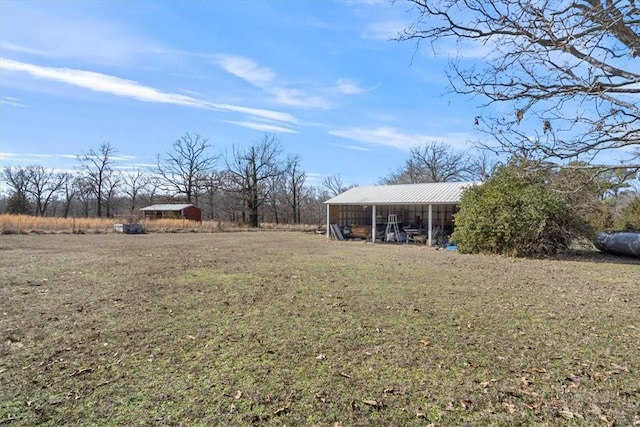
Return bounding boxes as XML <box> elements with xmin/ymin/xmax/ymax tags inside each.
<box><xmin>270</xmin><ymin>87</ymin><xmax>331</xmax><ymax>109</ymax></box>
<box><xmin>0</xmin><ymin>42</ymin><xmax>48</xmax><ymax>57</ymax></box>
<box><xmin>331</xmin><ymin>143</ymin><xmax>370</xmax><ymax>152</ymax></box>
<box><xmin>0</xmin><ymin>152</ymin><xmax>57</xmax><ymax>163</ymax></box>
<box><xmin>224</xmin><ymin>120</ymin><xmax>297</xmax><ymax>134</ymax></box>
<box><xmin>216</xmin><ymin>54</ymin><xmax>331</xmax><ymax>109</ymax></box>
<box><xmin>218</xmin><ymin>56</ymin><xmax>275</xmax><ymax>86</ymax></box>
<box><xmin>329</xmin><ymin>126</ymin><xmax>471</xmax><ymax>150</ymax></box>
<box><xmin>0</xmin><ymin>58</ymin><xmax>297</xmax><ymax>124</ymax></box>
<box><xmin>336</xmin><ymin>79</ymin><xmax>368</xmax><ymax>95</ymax></box>
<box><xmin>0</xmin><ymin>96</ymin><xmax>25</xmax><ymax>107</ymax></box>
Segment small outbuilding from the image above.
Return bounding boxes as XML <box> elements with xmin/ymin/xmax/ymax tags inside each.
<box><xmin>140</xmin><ymin>204</ymin><xmax>202</xmax><ymax>222</ymax></box>
<box><xmin>324</xmin><ymin>182</ymin><xmax>479</xmax><ymax>246</ymax></box>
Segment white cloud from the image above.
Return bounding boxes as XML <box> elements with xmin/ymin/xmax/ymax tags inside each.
<box><xmin>111</xmin><ymin>155</ymin><xmax>137</xmax><ymax>161</ymax></box>
<box><xmin>336</xmin><ymin>79</ymin><xmax>367</xmax><ymax>95</ymax></box>
<box><xmin>0</xmin><ymin>42</ymin><xmax>48</xmax><ymax>57</ymax></box>
<box><xmin>0</xmin><ymin>96</ymin><xmax>25</xmax><ymax>107</ymax></box>
<box><xmin>217</xmin><ymin>104</ymin><xmax>296</xmax><ymax>124</ymax></box>
<box><xmin>270</xmin><ymin>87</ymin><xmax>331</xmax><ymax>109</ymax></box>
<box><xmin>224</xmin><ymin>121</ymin><xmax>297</xmax><ymax>134</ymax></box>
<box><xmin>0</xmin><ymin>152</ymin><xmax>58</xmax><ymax>164</ymax></box>
<box><xmin>331</xmin><ymin>143</ymin><xmax>370</xmax><ymax>152</ymax></box>
<box><xmin>0</xmin><ymin>58</ymin><xmax>297</xmax><ymax>124</ymax></box>
<box><xmin>216</xmin><ymin>54</ymin><xmax>331</xmax><ymax>109</ymax></box>
<box><xmin>329</xmin><ymin>126</ymin><xmax>471</xmax><ymax>150</ymax></box>
<box><xmin>0</xmin><ymin>152</ymin><xmax>19</xmax><ymax>160</ymax></box>
<box><xmin>329</xmin><ymin>127</ymin><xmax>420</xmax><ymax>150</ymax></box>
<box><xmin>217</xmin><ymin>55</ymin><xmax>275</xmax><ymax>86</ymax></box>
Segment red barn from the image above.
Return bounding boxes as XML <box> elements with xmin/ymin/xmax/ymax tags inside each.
<box><xmin>140</xmin><ymin>204</ymin><xmax>202</xmax><ymax>222</ymax></box>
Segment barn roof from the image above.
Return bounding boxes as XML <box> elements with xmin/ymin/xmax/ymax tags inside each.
<box><xmin>324</xmin><ymin>182</ymin><xmax>479</xmax><ymax>205</ymax></box>
<box><xmin>140</xmin><ymin>204</ymin><xmax>197</xmax><ymax>211</ymax></box>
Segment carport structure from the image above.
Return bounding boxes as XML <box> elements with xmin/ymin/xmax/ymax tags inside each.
<box><xmin>324</xmin><ymin>182</ymin><xmax>478</xmax><ymax>246</ymax></box>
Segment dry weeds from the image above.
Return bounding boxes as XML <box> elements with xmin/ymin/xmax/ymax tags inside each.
<box><xmin>0</xmin><ymin>214</ymin><xmax>316</xmax><ymax>235</ymax></box>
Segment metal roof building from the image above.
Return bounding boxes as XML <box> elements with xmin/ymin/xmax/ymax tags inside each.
<box><xmin>324</xmin><ymin>182</ymin><xmax>479</xmax><ymax>245</ymax></box>
<box><xmin>140</xmin><ymin>204</ymin><xmax>202</xmax><ymax>222</ymax></box>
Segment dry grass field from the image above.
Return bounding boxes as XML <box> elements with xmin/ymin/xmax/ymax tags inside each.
<box><xmin>1</xmin><ymin>232</ymin><xmax>638</xmax><ymax>426</ymax></box>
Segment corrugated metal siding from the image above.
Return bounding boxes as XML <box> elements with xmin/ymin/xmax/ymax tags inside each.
<box><xmin>140</xmin><ymin>204</ymin><xmax>194</xmax><ymax>211</ymax></box>
<box><xmin>324</xmin><ymin>182</ymin><xmax>479</xmax><ymax>205</ymax></box>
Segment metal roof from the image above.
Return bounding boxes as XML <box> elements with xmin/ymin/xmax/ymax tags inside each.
<box><xmin>324</xmin><ymin>182</ymin><xmax>480</xmax><ymax>205</ymax></box>
<box><xmin>140</xmin><ymin>204</ymin><xmax>197</xmax><ymax>211</ymax></box>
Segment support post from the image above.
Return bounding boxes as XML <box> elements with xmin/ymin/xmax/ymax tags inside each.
<box><xmin>428</xmin><ymin>204</ymin><xmax>433</xmax><ymax>247</ymax></box>
<box><xmin>371</xmin><ymin>204</ymin><xmax>376</xmax><ymax>244</ymax></box>
<box><xmin>326</xmin><ymin>204</ymin><xmax>330</xmax><ymax>239</ymax></box>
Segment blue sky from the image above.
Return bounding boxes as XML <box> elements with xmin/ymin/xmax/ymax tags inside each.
<box><xmin>1</xmin><ymin>0</ymin><xmax>489</xmax><ymax>186</ymax></box>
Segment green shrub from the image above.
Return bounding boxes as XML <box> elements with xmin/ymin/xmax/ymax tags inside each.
<box><xmin>451</xmin><ymin>160</ymin><xmax>583</xmax><ymax>256</ymax></box>
<box><xmin>614</xmin><ymin>196</ymin><xmax>640</xmax><ymax>231</ymax></box>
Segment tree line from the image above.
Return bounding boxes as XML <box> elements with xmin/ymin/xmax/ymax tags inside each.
<box><xmin>1</xmin><ymin>133</ymin><xmax>332</xmax><ymax>227</ymax></box>
<box><xmin>0</xmin><ymin>133</ymin><xmax>524</xmax><ymax>227</ymax></box>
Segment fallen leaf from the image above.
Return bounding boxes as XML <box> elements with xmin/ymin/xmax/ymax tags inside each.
<box><xmin>419</xmin><ymin>339</ymin><xmax>431</xmax><ymax>347</ymax></box>
<box><xmin>503</xmin><ymin>402</ymin><xmax>516</xmax><ymax>414</ymax></box>
<box><xmin>589</xmin><ymin>403</ymin><xmax>603</xmax><ymax>416</ymax></box>
<box><xmin>315</xmin><ymin>392</ymin><xmax>329</xmax><ymax>403</ymax></box>
<box><xmin>340</xmin><ymin>372</ymin><xmax>351</xmax><ymax>379</ymax></box>
<box><xmin>316</xmin><ymin>354</ymin><xmax>326</xmax><ymax>361</ymax></box>
<box><xmin>459</xmin><ymin>399</ymin><xmax>471</xmax><ymax>409</ymax></box>
<box><xmin>521</xmin><ymin>376</ymin><xmax>534</xmax><ymax>386</ymax></box>
<box><xmin>273</xmin><ymin>406</ymin><xmax>289</xmax><ymax>416</ymax></box>
<box><xmin>610</xmin><ymin>362</ymin><xmax>629</xmax><ymax>372</ymax></box>
<box><xmin>559</xmin><ymin>409</ymin><xmax>574</xmax><ymax>419</ymax></box>
<box><xmin>362</xmin><ymin>399</ymin><xmax>383</xmax><ymax>409</ymax></box>
<box><xmin>234</xmin><ymin>390</ymin><xmax>243</xmax><ymax>400</ymax></box>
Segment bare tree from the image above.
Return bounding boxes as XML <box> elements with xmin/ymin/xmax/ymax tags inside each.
<box><xmin>225</xmin><ymin>134</ymin><xmax>285</xmax><ymax>228</ymax></box>
<box><xmin>122</xmin><ymin>169</ymin><xmax>151</xmax><ymax>214</ymax></box>
<box><xmin>73</xmin><ymin>176</ymin><xmax>94</xmax><ymax>217</ymax></box>
<box><xmin>103</xmin><ymin>171</ymin><xmax>121</xmax><ymax>218</ymax></box>
<box><xmin>400</xmin><ymin>0</ymin><xmax>640</xmax><ymax>169</ymax></box>
<box><xmin>467</xmin><ymin>151</ymin><xmax>499</xmax><ymax>182</ymax></box>
<box><xmin>153</xmin><ymin>133</ymin><xmax>218</xmax><ymax>204</ymax></box>
<box><xmin>283</xmin><ymin>155</ymin><xmax>306</xmax><ymax>224</ymax></box>
<box><xmin>380</xmin><ymin>142</ymin><xmax>470</xmax><ymax>184</ymax></box>
<box><xmin>264</xmin><ymin>173</ymin><xmax>286</xmax><ymax>224</ymax></box>
<box><xmin>61</xmin><ymin>173</ymin><xmax>76</xmax><ymax>218</ymax></box>
<box><xmin>24</xmin><ymin>165</ymin><xmax>68</xmax><ymax>216</ymax></box>
<box><xmin>322</xmin><ymin>174</ymin><xmax>353</xmax><ymax>196</ymax></box>
<box><xmin>200</xmin><ymin>170</ymin><xmax>224</xmax><ymax>220</ymax></box>
<box><xmin>77</xmin><ymin>142</ymin><xmax>118</xmax><ymax>217</ymax></box>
